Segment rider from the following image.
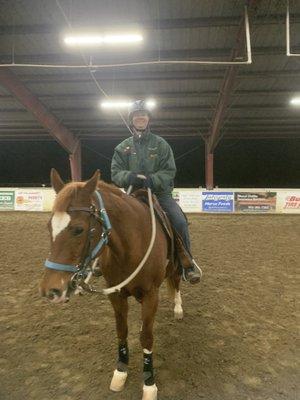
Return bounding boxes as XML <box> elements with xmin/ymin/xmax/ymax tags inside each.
<box><xmin>110</xmin><ymin>100</ymin><xmax>202</xmax><ymax>284</ymax></box>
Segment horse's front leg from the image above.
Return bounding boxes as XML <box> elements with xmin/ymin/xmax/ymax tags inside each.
<box><xmin>140</xmin><ymin>288</ymin><xmax>159</xmax><ymax>400</ymax></box>
<box><xmin>109</xmin><ymin>293</ymin><xmax>129</xmax><ymax>392</ymax></box>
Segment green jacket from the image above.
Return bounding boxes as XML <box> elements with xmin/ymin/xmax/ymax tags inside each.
<box><xmin>111</xmin><ymin>131</ymin><xmax>176</xmax><ymax>195</ymax></box>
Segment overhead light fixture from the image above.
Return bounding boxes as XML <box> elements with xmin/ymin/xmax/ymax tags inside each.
<box><xmin>100</xmin><ymin>99</ymin><xmax>157</xmax><ymax>110</ymax></box>
<box><xmin>101</xmin><ymin>100</ymin><xmax>132</xmax><ymax>109</ymax></box>
<box><xmin>290</xmin><ymin>97</ymin><xmax>300</xmax><ymax>106</ymax></box>
<box><xmin>64</xmin><ymin>33</ymin><xmax>143</xmax><ymax>46</ymax></box>
<box><xmin>145</xmin><ymin>99</ymin><xmax>156</xmax><ymax>110</ymax></box>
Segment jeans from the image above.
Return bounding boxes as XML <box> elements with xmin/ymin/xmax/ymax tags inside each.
<box><xmin>156</xmin><ymin>193</ymin><xmax>191</xmax><ymax>253</ymax></box>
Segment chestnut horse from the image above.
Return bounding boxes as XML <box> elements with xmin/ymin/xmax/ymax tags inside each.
<box><xmin>39</xmin><ymin>169</ymin><xmax>183</xmax><ymax>400</ymax></box>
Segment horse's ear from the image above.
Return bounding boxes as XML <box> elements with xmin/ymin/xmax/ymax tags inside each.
<box><xmin>83</xmin><ymin>170</ymin><xmax>100</xmax><ymax>194</ymax></box>
<box><xmin>50</xmin><ymin>168</ymin><xmax>65</xmax><ymax>193</ymax></box>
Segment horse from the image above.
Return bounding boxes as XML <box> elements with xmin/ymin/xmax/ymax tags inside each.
<box><xmin>39</xmin><ymin>169</ymin><xmax>184</xmax><ymax>400</ymax></box>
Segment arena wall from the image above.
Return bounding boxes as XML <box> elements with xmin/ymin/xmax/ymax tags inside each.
<box><xmin>0</xmin><ymin>187</ymin><xmax>299</xmax><ymax>214</ymax></box>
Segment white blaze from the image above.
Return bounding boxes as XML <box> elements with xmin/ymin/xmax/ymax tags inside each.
<box><xmin>51</xmin><ymin>212</ymin><xmax>71</xmax><ymax>241</ymax></box>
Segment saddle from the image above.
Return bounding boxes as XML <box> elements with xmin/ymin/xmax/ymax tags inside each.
<box><xmin>132</xmin><ymin>189</ymin><xmax>193</xmax><ymax>271</ymax></box>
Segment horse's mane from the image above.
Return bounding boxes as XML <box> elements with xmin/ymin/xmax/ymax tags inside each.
<box><xmin>97</xmin><ymin>181</ymin><xmax>123</xmax><ymax>197</ymax></box>
<box><xmin>53</xmin><ymin>181</ymin><xmax>123</xmax><ymax>212</ymax></box>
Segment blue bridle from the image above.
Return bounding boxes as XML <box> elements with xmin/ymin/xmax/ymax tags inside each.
<box><xmin>44</xmin><ymin>190</ymin><xmax>111</xmax><ymax>274</ymax></box>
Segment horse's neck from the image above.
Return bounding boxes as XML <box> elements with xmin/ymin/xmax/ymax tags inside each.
<box><xmin>101</xmin><ymin>190</ymin><xmax>147</xmax><ymax>263</ymax></box>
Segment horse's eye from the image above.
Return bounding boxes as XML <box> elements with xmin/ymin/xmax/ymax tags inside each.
<box><xmin>73</xmin><ymin>226</ymin><xmax>84</xmax><ymax>236</ymax></box>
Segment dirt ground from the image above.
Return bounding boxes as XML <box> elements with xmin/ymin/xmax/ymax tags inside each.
<box><xmin>0</xmin><ymin>212</ymin><xmax>299</xmax><ymax>400</ymax></box>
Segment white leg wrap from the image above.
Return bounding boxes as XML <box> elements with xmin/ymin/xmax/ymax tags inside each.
<box><xmin>110</xmin><ymin>369</ymin><xmax>128</xmax><ymax>392</ymax></box>
<box><xmin>174</xmin><ymin>290</ymin><xmax>183</xmax><ymax>320</ymax></box>
<box><xmin>142</xmin><ymin>384</ymin><xmax>158</xmax><ymax>400</ymax></box>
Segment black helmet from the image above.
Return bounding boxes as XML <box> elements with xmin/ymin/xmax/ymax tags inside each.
<box><xmin>128</xmin><ymin>100</ymin><xmax>151</xmax><ymax>122</ymax></box>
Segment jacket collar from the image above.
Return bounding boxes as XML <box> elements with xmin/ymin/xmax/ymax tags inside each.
<box><xmin>132</xmin><ymin>127</ymin><xmax>151</xmax><ymax>144</ymax></box>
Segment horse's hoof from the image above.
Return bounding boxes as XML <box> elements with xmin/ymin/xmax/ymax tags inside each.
<box><xmin>142</xmin><ymin>384</ymin><xmax>158</xmax><ymax>400</ymax></box>
<box><xmin>174</xmin><ymin>305</ymin><xmax>183</xmax><ymax>320</ymax></box>
<box><xmin>110</xmin><ymin>369</ymin><xmax>128</xmax><ymax>392</ymax></box>
<box><xmin>174</xmin><ymin>310</ymin><xmax>184</xmax><ymax>320</ymax></box>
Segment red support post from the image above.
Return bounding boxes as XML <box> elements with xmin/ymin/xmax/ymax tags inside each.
<box><xmin>205</xmin><ymin>140</ymin><xmax>214</xmax><ymax>190</ymax></box>
<box><xmin>69</xmin><ymin>140</ymin><xmax>82</xmax><ymax>181</ymax></box>
<box><xmin>207</xmin><ymin>1</ymin><xmax>259</xmax><ymax>153</ymax></box>
<box><xmin>0</xmin><ymin>68</ymin><xmax>76</xmax><ymax>154</ymax></box>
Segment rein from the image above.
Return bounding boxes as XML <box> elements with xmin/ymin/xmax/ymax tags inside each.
<box><xmin>44</xmin><ymin>187</ymin><xmax>156</xmax><ymax>296</ymax></box>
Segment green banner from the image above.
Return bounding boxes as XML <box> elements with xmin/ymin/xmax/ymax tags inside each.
<box><xmin>0</xmin><ymin>191</ymin><xmax>15</xmax><ymax>210</ymax></box>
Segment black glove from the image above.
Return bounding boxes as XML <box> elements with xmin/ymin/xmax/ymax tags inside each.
<box><xmin>128</xmin><ymin>172</ymin><xmax>143</xmax><ymax>187</ymax></box>
<box><xmin>128</xmin><ymin>173</ymin><xmax>153</xmax><ymax>190</ymax></box>
<box><xmin>143</xmin><ymin>175</ymin><xmax>153</xmax><ymax>190</ymax></box>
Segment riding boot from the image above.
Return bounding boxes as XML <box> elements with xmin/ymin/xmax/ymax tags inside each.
<box><xmin>174</xmin><ymin>232</ymin><xmax>202</xmax><ymax>284</ymax></box>
<box><xmin>181</xmin><ymin>259</ymin><xmax>202</xmax><ymax>284</ymax></box>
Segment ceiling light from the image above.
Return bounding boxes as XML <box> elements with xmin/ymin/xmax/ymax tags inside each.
<box><xmin>101</xmin><ymin>101</ymin><xmax>133</xmax><ymax>109</ymax></box>
<box><xmin>145</xmin><ymin>99</ymin><xmax>156</xmax><ymax>109</ymax></box>
<box><xmin>290</xmin><ymin>97</ymin><xmax>300</xmax><ymax>106</ymax></box>
<box><xmin>100</xmin><ymin>99</ymin><xmax>157</xmax><ymax>111</ymax></box>
<box><xmin>64</xmin><ymin>33</ymin><xmax>143</xmax><ymax>46</ymax></box>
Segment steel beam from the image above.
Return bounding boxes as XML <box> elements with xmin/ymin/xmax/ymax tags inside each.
<box><xmin>15</xmin><ymin>69</ymin><xmax>300</xmax><ymax>85</ymax></box>
<box><xmin>204</xmin><ymin>1</ymin><xmax>260</xmax><ymax>187</ymax></box>
<box><xmin>0</xmin><ymin>129</ymin><xmax>299</xmax><ymax>138</ymax></box>
<box><xmin>1</xmin><ymin>116</ymin><xmax>300</xmax><ymax>127</ymax></box>
<box><xmin>1</xmin><ymin>89</ymin><xmax>298</xmax><ymax>102</ymax></box>
<box><xmin>207</xmin><ymin>1</ymin><xmax>260</xmax><ymax>153</ymax></box>
<box><xmin>1</xmin><ymin>46</ymin><xmax>297</xmax><ymax>67</ymax></box>
<box><xmin>0</xmin><ymin>131</ymin><xmax>299</xmax><ymax>141</ymax></box>
<box><xmin>0</xmin><ymin>68</ymin><xmax>77</xmax><ymax>153</ymax></box>
<box><xmin>69</xmin><ymin>140</ymin><xmax>82</xmax><ymax>181</ymax></box>
<box><xmin>0</xmin><ymin>14</ymin><xmax>299</xmax><ymax>35</ymax></box>
<box><xmin>0</xmin><ymin>103</ymin><xmax>294</xmax><ymax>114</ymax></box>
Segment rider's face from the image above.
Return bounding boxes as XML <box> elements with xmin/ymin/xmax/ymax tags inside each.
<box><xmin>132</xmin><ymin>111</ymin><xmax>149</xmax><ymax>131</ymax></box>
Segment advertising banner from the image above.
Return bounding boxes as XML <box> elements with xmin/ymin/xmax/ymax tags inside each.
<box><xmin>179</xmin><ymin>191</ymin><xmax>202</xmax><ymax>212</ymax></box>
<box><xmin>235</xmin><ymin>192</ymin><xmax>276</xmax><ymax>213</ymax></box>
<box><xmin>277</xmin><ymin>192</ymin><xmax>300</xmax><ymax>213</ymax></box>
<box><xmin>202</xmin><ymin>192</ymin><xmax>234</xmax><ymax>212</ymax></box>
<box><xmin>42</xmin><ymin>189</ymin><xmax>56</xmax><ymax>211</ymax></box>
<box><xmin>0</xmin><ymin>191</ymin><xmax>15</xmax><ymax>210</ymax></box>
<box><xmin>14</xmin><ymin>190</ymin><xmax>43</xmax><ymax>211</ymax></box>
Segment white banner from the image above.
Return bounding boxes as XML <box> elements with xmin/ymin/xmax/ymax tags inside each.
<box><xmin>179</xmin><ymin>191</ymin><xmax>202</xmax><ymax>212</ymax></box>
<box><xmin>14</xmin><ymin>190</ymin><xmax>43</xmax><ymax>211</ymax></box>
<box><xmin>276</xmin><ymin>191</ymin><xmax>300</xmax><ymax>213</ymax></box>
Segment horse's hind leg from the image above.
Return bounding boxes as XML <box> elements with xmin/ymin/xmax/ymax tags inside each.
<box><xmin>140</xmin><ymin>288</ymin><xmax>159</xmax><ymax>400</ymax></box>
<box><xmin>173</xmin><ymin>274</ymin><xmax>183</xmax><ymax>320</ymax></box>
<box><xmin>109</xmin><ymin>293</ymin><xmax>129</xmax><ymax>392</ymax></box>
<box><xmin>167</xmin><ymin>273</ymin><xmax>183</xmax><ymax>320</ymax></box>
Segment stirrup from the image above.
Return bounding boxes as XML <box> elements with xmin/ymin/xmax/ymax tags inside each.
<box><xmin>191</xmin><ymin>259</ymin><xmax>203</xmax><ymax>278</ymax></box>
<box><xmin>181</xmin><ymin>260</ymin><xmax>202</xmax><ymax>284</ymax></box>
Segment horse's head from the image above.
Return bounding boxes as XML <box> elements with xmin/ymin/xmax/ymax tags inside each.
<box><xmin>39</xmin><ymin>169</ymin><xmax>101</xmax><ymax>304</ymax></box>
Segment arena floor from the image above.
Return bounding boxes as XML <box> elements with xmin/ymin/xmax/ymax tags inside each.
<box><xmin>0</xmin><ymin>212</ymin><xmax>299</xmax><ymax>400</ymax></box>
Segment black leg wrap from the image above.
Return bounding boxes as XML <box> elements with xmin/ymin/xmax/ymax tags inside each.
<box><xmin>143</xmin><ymin>352</ymin><xmax>155</xmax><ymax>386</ymax></box>
<box><xmin>117</xmin><ymin>342</ymin><xmax>129</xmax><ymax>372</ymax></box>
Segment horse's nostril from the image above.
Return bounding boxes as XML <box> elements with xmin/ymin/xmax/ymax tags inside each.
<box><xmin>47</xmin><ymin>288</ymin><xmax>62</xmax><ymax>299</ymax></box>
